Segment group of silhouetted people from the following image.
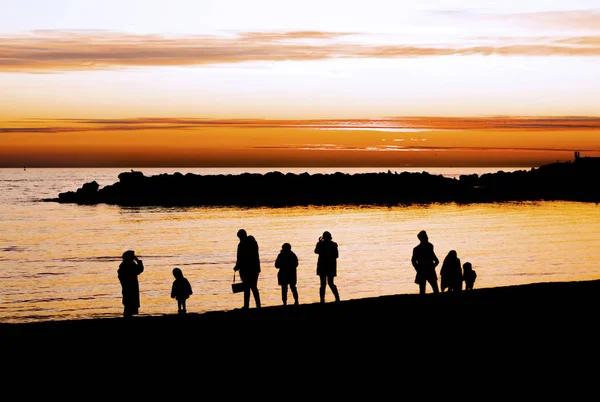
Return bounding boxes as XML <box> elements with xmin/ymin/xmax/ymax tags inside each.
<box><xmin>232</xmin><ymin>228</ymin><xmax>341</xmax><ymax>309</ymax></box>
<box><xmin>411</xmin><ymin>230</ymin><xmax>477</xmax><ymax>295</ymax></box>
<box><xmin>118</xmin><ymin>249</ymin><xmax>193</xmax><ymax>317</ymax></box>
<box><xmin>117</xmin><ymin>228</ymin><xmax>476</xmax><ymax>317</ymax></box>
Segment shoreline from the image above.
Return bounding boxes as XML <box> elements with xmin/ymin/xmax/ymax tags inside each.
<box><xmin>3</xmin><ymin>279</ymin><xmax>599</xmax><ymax>338</ymax></box>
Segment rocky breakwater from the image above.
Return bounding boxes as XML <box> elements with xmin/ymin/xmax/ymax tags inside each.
<box><xmin>53</xmin><ymin>160</ymin><xmax>600</xmax><ymax>207</ymax></box>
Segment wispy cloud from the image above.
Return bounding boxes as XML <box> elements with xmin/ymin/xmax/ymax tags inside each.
<box><xmin>256</xmin><ymin>144</ymin><xmax>597</xmax><ymax>153</ymax></box>
<box><xmin>1</xmin><ymin>30</ymin><xmax>599</xmax><ymax>73</ymax></box>
<box><xmin>2</xmin><ymin>116</ymin><xmax>599</xmax><ymax>134</ymax></box>
<box><xmin>505</xmin><ymin>9</ymin><xmax>600</xmax><ymax>30</ymax></box>
<box><xmin>432</xmin><ymin>9</ymin><xmax>600</xmax><ymax>31</ymax></box>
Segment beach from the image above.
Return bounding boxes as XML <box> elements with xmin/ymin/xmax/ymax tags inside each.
<box><xmin>3</xmin><ymin>279</ymin><xmax>598</xmax><ymax>339</ymax></box>
<box><xmin>4</xmin><ymin>279</ymin><xmax>599</xmax><ymax>392</ymax></box>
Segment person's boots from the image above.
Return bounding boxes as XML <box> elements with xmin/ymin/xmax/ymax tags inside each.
<box><xmin>319</xmin><ymin>287</ymin><xmax>325</xmax><ymax>303</ymax></box>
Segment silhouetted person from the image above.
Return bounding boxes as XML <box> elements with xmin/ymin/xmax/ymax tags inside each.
<box><xmin>463</xmin><ymin>262</ymin><xmax>477</xmax><ymax>291</ymax></box>
<box><xmin>118</xmin><ymin>250</ymin><xmax>144</xmax><ymax>317</ymax></box>
<box><xmin>315</xmin><ymin>231</ymin><xmax>340</xmax><ymax>303</ymax></box>
<box><xmin>440</xmin><ymin>250</ymin><xmax>462</xmax><ymax>292</ymax></box>
<box><xmin>171</xmin><ymin>267</ymin><xmax>193</xmax><ymax>314</ymax></box>
<box><xmin>275</xmin><ymin>242</ymin><xmax>299</xmax><ymax>306</ymax></box>
<box><xmin>411</xmin><ymin>230</ymin><xmax>440</xmax><ymax>295</ymax></box>
<box><xmin>233</xmin><ymin>229</ymin><xmax>261</xmax><ymax>309</ymax></box>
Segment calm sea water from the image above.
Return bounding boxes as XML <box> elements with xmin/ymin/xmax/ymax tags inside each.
<box><xmin>1</xmin><ymin>166</ymin><xmax>599</xmax><ymax>324</ymax></box>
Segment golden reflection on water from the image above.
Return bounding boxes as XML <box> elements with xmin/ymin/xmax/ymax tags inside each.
<box><xmin>2</xmin><ymin>200</ymin><xmax>600</xmax><ymax>323</ymax></box>
<box><xmin>2</xmin><ymin>168</ymin><xmax>600</xmax><ymax>323</ymax></box>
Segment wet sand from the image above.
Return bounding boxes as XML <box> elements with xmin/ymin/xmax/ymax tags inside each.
<box><xmin>3</xmin><ymin>279</ymin><xmax>598</xmax><ymax>340</ymax></box>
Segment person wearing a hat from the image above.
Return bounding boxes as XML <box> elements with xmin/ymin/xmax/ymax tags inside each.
<box><xmin>118</xmin><ymin>250</ymin><xmax>144</xmax><ymax>317</ymax></box>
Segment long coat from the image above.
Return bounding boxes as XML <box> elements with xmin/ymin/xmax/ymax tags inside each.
<box><xmin>275</xmin><ymin>249</ymin><xmax>299</xmax><ymax>286</ymax></box>
<box><xmin>118</xmin><ymin>259</ymin><xmax>144</xmax><ymax>310</ymax></box>
<box><xmin>315</xmin><ymin>239</ymin><xmax>338</xmax><ymax>277</ymax></box>
<box><xmin>440</xmin><ymin>256</ymin><xmax>462</xmax><ymax>291</ymax></box>
<box><xmin>411</xmin><ymin>241</ymin><xmax>439</xmax><ymax>284</ymax></box>
<box><xmin>235</xmin><ymin>235</ymin><xmax>261</xmax><ymax>283</ymax></box>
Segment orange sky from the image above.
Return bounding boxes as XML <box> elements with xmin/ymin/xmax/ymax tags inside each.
<box><xmin>2</xmin><ymin>117</ymin><xmax>599</xmax><ymax>167</ymax></box>
<box><xmin>1</xmin><ymin>1</ymin><xmax>599</xmax><ymax>167</ymax></box>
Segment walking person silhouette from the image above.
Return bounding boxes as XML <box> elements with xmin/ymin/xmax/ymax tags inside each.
<box><xmin>314</xmin><ymin>231</ymin><xmax>340</xmax><ymax>303</ymax></box>
<box><xmin>171</xmin><ymin>267</ymin><xmax>193</xmax><ymax>314</ymax></box>
<box><xmin>233</xmin><ymin>229</ymin><xmax>261</xmax><ymax>309</ymax></box>
<box><xmin>275</xmin><ymin>242</ymin><xmax>300</xmax><ymax>306</ymax></box>
<box><xmin>411</xmin><ymin>230</ymin><xmax>440</xmax><ymax>295</ymax></box>
<box><xmin>117</xmin><ymin>250</ymin><xmax>144</xmax><ymax>317</ymax></box>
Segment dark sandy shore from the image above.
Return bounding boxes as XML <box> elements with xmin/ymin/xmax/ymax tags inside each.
<box><xmin>3</xmin><ymin>280</ymin><xmax>599</xmax><ymax>386</ymax></box>
<box><xmin>3</xmin><ymin>279</ymin><xmax>599</xmax><ymax>339</ymax></box>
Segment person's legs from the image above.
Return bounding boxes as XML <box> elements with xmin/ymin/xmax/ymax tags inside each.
<box><xmin>246</xmin><ymin>275</ymin><xmax>260</xmax><ymax>308</ymax></box>
<box><xmin>429</xmin><ymin>278</ymin><xmax>439</xmax><ymax>294</ymax></box>
<box><xmin>290</xmin><ymin>284</ymin><xmax>299</xmax><ymax>305</ymax></box>
<box><xmin>419</xmin><ymin>281</ymin><xmax>426</xmax><ymax>294</ymax></box>
<box><xmin>319</xmin><ymin>275</ymin><xmax>326</xmax><ymax>303</ymax></box>
<box><xmin>281</xmin><ymin>284</ymin><xmax>288</xmax><ymax>305</ymax></box>
<box><xmin>243</xmin><ymin>286</ymin><xmax>250</xmax><ymax>309</ymax></box>
<box><xmin>327</xmin><ymin>276</ymin><xmax>340</xmax><ymax>302</ymax></box>
<box><xmin>124</xmin><ymin>304</ymin><xmax>137</xmax><ymax>317</ymax></box>
<box><xmin>251</xmin><ymin>285</ymin><xmax>261</xmax><ymax>308</ymax></box>
<box><xmin>181</xmin><ymin>299</ymin><xmax>187</xmax><ymax>313</ymax></box>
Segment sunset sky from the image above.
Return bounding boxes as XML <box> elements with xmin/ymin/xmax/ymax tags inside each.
<box><xmin>1</xmin><ymin>0</ymin><xmax>599</xmax><ymax>167</ymax></box>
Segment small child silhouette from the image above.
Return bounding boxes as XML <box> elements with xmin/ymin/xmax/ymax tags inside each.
<box><xmin>462</xmin><ymin>262</ymin><xmax>477</xmax><ymax>291</ymax></box>
<box><xmin>171</xmin><ymin>267</ymin><xmax>193</xmax><ymax>313</ymax></box>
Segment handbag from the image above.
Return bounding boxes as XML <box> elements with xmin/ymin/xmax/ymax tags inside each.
<box><xmin>232</xmin><ymin>271</ymin><xmax>245</xmax><ymax>293</ymax></box>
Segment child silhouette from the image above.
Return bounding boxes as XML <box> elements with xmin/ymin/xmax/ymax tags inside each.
<box><xmin>462</xmin><ymin>262</ymin><xmax>477</xmax><ymax>291</ymax></box>
<box><xmin>171</xmin><ymin>267</ymin><xmax>193</xmax><ymax>313</ymax></box>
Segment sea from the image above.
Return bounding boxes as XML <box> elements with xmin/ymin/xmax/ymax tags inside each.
<box><xmin>1</xmin><ymin>166</ymin><xmax>599</xmax><ymax>324</ymax></box>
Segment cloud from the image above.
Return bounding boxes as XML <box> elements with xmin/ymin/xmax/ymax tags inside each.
<box><xmin>500</xmin><ymin>9</ymin><xmax>600</xmax><ymax>31</ymax></box>
<box><xmin>432</xmin><ymin>9</ymin><xmax>600</xmax><ymax>31</ymax></box>
<box><xmin>255</xmin><ymin>144</ymin><xmax>598</xmax><ymax>153</ymax></box>
<box><xmin>1</xmin><ymin>30</ymin><xmax>599</xmax><ymax>73</ymax></box>
<box><xmin>2</xmin><ymin>116</ymin><xmax>599</xmax><ymax>134</ymax></box>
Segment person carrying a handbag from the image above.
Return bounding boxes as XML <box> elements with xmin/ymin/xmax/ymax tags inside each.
<box><xmin>233</xmin><ymin>229</ymin><xmax>261</xmax><ymax>309</ymax></box>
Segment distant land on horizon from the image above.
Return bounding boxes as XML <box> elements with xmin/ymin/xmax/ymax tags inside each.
<box><xmin>17</xmin><ymin>163</ymin><xmax>540</xmax><ymax>169</ymax></box>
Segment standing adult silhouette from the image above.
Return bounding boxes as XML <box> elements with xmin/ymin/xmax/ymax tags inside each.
<box><xmin>233</xmin><ymin>229</ymin><xmax>261</xmax><ymax>309</ymax></box>
<box><xmin>275</xmin><ymin>242</ymin><xmax>300</xmax><ymax>306</ymax></box>
<box><xmin>117</xmin><ymin>250</ymin><xmax>144</xmax><ymax>317</ymax></box>
<box><xmin>314</xmin><ymin>231</ymin><xmax>340</xmax><ymax>303</ymax></box>
<box><xmin>440</xmin><ymin>250</ymin><xmax>462</xmax><ymax>292</ymax></box>
<box><xmin>411</xmin><ymin>230</ymin><xmax>440</xmax><ymax>295</ymax></box>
